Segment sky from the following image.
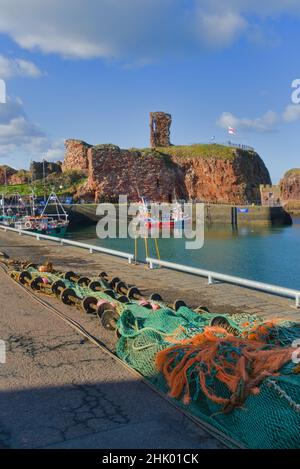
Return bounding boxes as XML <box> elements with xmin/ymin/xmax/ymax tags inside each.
<box><xmin>0</xmin><ymin>0</ymin><xmax>300</xmax><ymax>182</ymax></box>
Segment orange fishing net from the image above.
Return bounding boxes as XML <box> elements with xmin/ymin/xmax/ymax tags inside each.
<box><xmin>156</xmin><ymin>326</ymin><xmax>293</xmax><ymax>412</ymax></box>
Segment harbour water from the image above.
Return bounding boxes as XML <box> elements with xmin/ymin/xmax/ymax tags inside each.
<box><xmin>67</xmin><ymin>217</ymin><xmax>300</xmax><ymax>291</ymax></box>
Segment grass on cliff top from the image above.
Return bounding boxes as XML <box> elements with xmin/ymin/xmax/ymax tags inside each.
<box><xmin>284</xmin><ymin>168</ymin><xmax>300</xmax><ymax>177</ymax></box>
<box><xmin>0</xmin><ymin>170</ymin><xmax>87</xmax><ymax>197</ymax></box>
<box><xmin>158</xmin><ymin>144</ymin><xmax>237</xmax><ymax>159</ymax></box>
<box><xmin>132</xmin><ymin>144</ymin><xmax>239</xmax><ymax>160</ymax></box>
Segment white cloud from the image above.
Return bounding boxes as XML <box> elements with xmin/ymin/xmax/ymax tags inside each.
<box><xmin>194</xmin><ymin>10</ymin><xmax>247</xmax><ymax>48</ymax></box>
<box><xmin>0</xmin><ymin>1</ymin><xmax>300</xmax><ymax>61</ymax></box>
<box><xmin>0</xmin><ymin>54</ymin><xmax>42</xmax><ymax>79</ymax></box>
<box><xmin>0</xmin><ymin>97</ymin><xmax>63</xmax><ymax>166</ymax></box>
<box><xmin>44</xmin><ymin>140</ymin><xmax>65</xmax><ymax>162</ymax></box>
<box><xmin>218</xmin><ymin>101</ymin><xmax>300</xmax><ymax>133</ymax></box>
<box><xmin>282</xmin><ymin>104</ymin><xmax>300</xmax><ymax>122</ymax></box>
<box><xmin>0</xmin><ymin>0</ymin><xmax>176</xmax><ymax>60</ymax></box>
<box><xmin>217</xmin><ymin>110</ymin><xmax>278</xmax><ymax>133</ymax></box>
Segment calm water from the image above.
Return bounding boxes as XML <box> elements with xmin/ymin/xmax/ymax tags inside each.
<box><xmin>67</xmin><ymin>217</ymin><xmax>300</xmax><ymax>290</ymax></box>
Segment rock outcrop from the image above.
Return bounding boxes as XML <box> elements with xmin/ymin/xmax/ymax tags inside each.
<box><xmin>63</xmin><ymin>139</ymin><xmax>92</xmax><ymax>173</ymax></box>
<box><xmin>280</xmin><ymin>170</ymin><xmax>300</xmax><ymax>202</ymax></box>
<box><xmin>0</xmin><ymin>166</ymin><xmax>30</xmax><ymax>185</ymax></box>
<box><xmin>169</xmin><ymin>148</ymin><xmax>271</xmax><ymax>204</ymax></box>
<box><xmin>9</xmin><ymin>170</ymin><xmax>30</xmax><ymax>185</ymax></box>
<box><xmin>0</xmin><ymin>165</ymin><xmax>17</xmax><ymax>185</ymax></box>
<box><xmin>64</xmin><ymin>140</ymin><xmax>272</xmax><ymax>203</ymax></box>
<box><xmin>87</xmin><ymin>145</ymin><xmax>184</xmax><ymax>202</ymax></box>
<box><xmin>280</xmin><ymin>169</ymin><xmax>300</xmax><ymax>212</ymax></box>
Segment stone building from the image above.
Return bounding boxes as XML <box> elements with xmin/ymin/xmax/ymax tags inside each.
<box><xmin>30</xmin><ymin>161</ymin><xmax>62</xmax><ymax>181</ymax></box>
<box><xmin>260</xmin><ymin>184</ymin><xmax>281</xmax><ymax>206</ymax></box>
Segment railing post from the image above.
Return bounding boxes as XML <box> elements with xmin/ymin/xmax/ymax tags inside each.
<box><xmin>296</xmin><ymin>296</ymin><xmax>300</xmax><ymax>309</ymax></box>
<box><xmin>128</xmin><ymin>257</ymin><xmax>132</xmax><ymax>264</ymax></box>
<box><xmin>149</xmin><ymin>260</ymin><xmax>153</xmax><ymax>269</ymax></box>
<box><xmin>89</xmin><ymin>248</ymin><xmax>93</xmax><ymax>254</ymax></box>
<box><xmin>208</xmin><ymin>274</ymin><xmax>214</xmax><ymax>285</ymax></box>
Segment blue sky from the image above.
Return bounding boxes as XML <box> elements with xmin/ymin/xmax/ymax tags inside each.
<box><xmin>0</xmin><ymin>0</ymin><xmax>300</xmax><ymax>182</ymax></box>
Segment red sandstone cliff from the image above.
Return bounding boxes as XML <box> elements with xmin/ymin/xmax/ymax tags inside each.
<box><xmin>170</xmin><ymin>148</ymin><xmax>271</xmax><ymax>204</ymax></box>
<box><xmin>87</xmin><ymin>145</ymin><xmax>184</xmax><ymax>202</ymax></box>
<box><xmin>280</xmin><ymin>169</ymin><xmax>300</xmax><ymax>210</ymax></box>
<box><xmin>0</xmin><ymin>165</ymin><xmax>17</xmax><ymax>185</ymax></box>
<box><xmin>62</xmin><ymin>140</ymin><xmax>271</xmax><ymax>203</ymax></box>
<box><xmin>63</xmin><ymin>139</ymin><xmax>92</xmax><ymax>173</ymax></box>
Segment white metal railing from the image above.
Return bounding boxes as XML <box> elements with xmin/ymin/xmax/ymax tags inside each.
<box><xmin>1</xmin><ymin>223</ymin><xmax>298</xmax><ymax>307</ymax></box>
<box><xmin>0</xmin><ymin>225</ymin><xmax>134</xmax><ymax>263</ymax></box>
<box><xmin>146</xmin><ymin>257</ymin><xmax>300</xmax><ymax>308</ymax></box>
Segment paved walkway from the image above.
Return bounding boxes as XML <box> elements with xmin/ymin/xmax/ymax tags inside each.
<box><xmin>0</xmin><ymin>230</ymin><xmax>298</xmax><ymax>322</ymax></box>
<box><xmin>0</xmin><ymin>229</ymin><xmax>298</xmax><ymax>449</ymax></box>
<box><xmin>0</xmin><ymin>263</ymin><xmax>223</xmax><ymax>449</ymax></box>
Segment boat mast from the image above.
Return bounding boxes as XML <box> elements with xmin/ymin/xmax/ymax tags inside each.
<box><xmin>32</xmin><ymin>190</ymin><xmax>35</xmax><ymax>216</ymax></box>
<box><xmin>42</xmin><ymin>157</ymin><xmax>46</xmax><ymax>202</ymax></box>
<box><xmin>41</xmin><ymin>191</ymin><xmax>68</xmax><ymax>221</ymax></box>
<box><xmin>1</xmin><ymin>193</ymin><xmax>5</xmax><ymax>217</ymax></box>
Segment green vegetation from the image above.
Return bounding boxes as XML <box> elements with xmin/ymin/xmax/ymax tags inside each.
<box><xmin>0</xmin><ymin>170</ymin><xmax>87</xmax><ymax>197</ymax></box>
<box><xmin>284</xmin><ymin>168</ymin><xmax>300</xmax><ymax>177</ymax></box>
<box><xmin>126</xmin><ymin>147</ymin><xmax>174</xmax><ymax>168</ymax></box>
<box><xmin>13</xmin><ymin>169</ymin><xmax>31</xmax><ymax>182</ymax></box>
<box><xmin>129</xmin><ymin>147</ymin><xmax>163</xmax><ymax>157</ymax></box>
<box><xmin>157</xmin><ymin>144</ymin><xmax>238</xmax><ymax>160</ymax></box>
<box><xmin>130</xmin><ymin>144</ymin><xmax>239</xmax><ymax>160</ymax></box>
<box><xmin>94</xmin><ymin>143</ymin><xmax>119</xmax><ymax>150</ymax></box>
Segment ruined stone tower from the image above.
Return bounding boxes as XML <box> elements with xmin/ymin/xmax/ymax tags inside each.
<box><xmin>150</xmin><ymin>112</ymin><xmax>172</xmax><ymax>148</ymax></box>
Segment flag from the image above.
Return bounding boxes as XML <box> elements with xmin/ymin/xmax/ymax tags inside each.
<box><xmin>228</xmin><ymin>126</ymin><xmax>236</xmax><ymax>135</ymax></box>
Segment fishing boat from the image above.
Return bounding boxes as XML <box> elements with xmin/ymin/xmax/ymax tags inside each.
<box><xmin>138</xmin><ymin>197</ymin><xmax>190</xmax><ymax>229</ymax></box>
<box><xmin>0</xmin><ymin>193</ymin><xmax>26</xmax><ymax>227</ymax></box>
<box><xmin>14</xmin><ymin>192</ymin><xmax>69</xmax><ymax>237</ymax></box>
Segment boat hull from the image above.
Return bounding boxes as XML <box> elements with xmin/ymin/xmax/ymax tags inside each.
<box><xmin>33</xmin><ymin>225</ymin><xmax>68</xmax><ymax>237</ymax></box>
<box><xmin>144</xmin><ymin>220</ymin><xmax>185</xmax><ymax>229</ymax></box>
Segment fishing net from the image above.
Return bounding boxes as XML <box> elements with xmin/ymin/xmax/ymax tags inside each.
<box><xmin>116</xmin><ymin>304</ymin><xmax>300</xmax><ymax>448</ymax></box>
<box><xmin>8</xmin><ymin>261</ymin><xmax>300</xmax><ymax>448</ymax></box>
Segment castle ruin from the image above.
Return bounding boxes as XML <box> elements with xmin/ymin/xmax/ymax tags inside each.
<box><xmin>150</xmin><ymin>112</ymin><xmax>172</xmax><ymax>148</ymax></box>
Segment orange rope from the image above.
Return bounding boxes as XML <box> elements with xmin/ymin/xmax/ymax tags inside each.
<box><xmin>156</xmin><ymin>326</ymin><xmax>293</xmax><ymax>411</ymax></box>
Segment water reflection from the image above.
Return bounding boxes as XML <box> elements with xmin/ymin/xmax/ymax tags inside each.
<box><xmin>67</xmin><ymin>217</ymin><xmax>300</xmax><ymax>290</ymax></box>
